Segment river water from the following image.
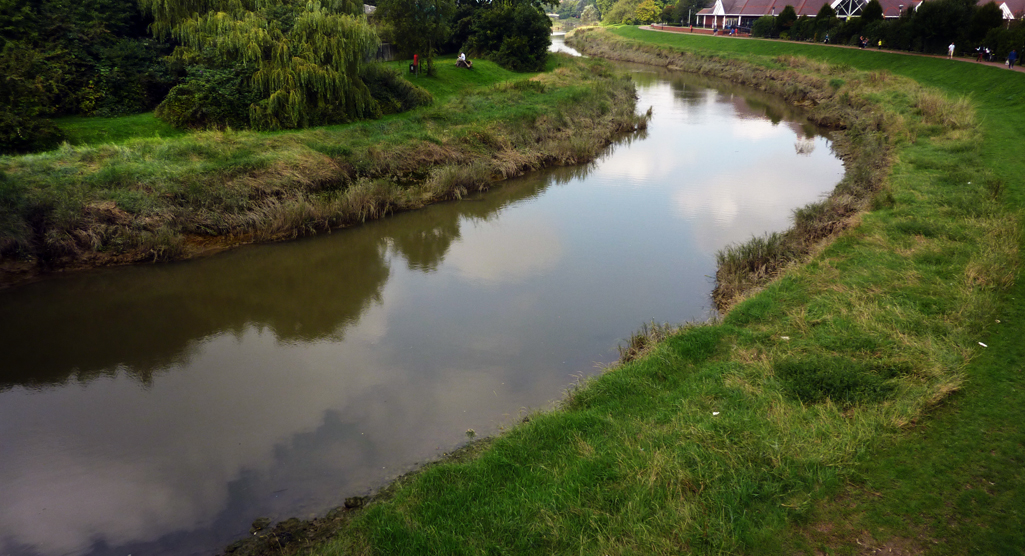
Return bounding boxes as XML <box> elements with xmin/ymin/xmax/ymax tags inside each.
<box><xmin>0</xmin><ymin>48</ymin><xmax>843</xmax><ymax>556</ymax></box>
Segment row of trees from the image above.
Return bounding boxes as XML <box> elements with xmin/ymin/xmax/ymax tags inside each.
<box><xmin>750</xmin><ymin>0</ymin><xmax>1016</xmax><ymax>58</ymax></box>
<box><xmin>591</xmin><ymin>0</ymin><xmax>706</xmax><ymax>26</ymax></box>
<box><xmin>1</xmin><ymin>0</ymin><xmax>553</xmax><ymax>155</ymax></box>
<box><xmin>585</xmin><ymin>0</ymin><xmax>1019</xmax><ymax>58</ymax></box>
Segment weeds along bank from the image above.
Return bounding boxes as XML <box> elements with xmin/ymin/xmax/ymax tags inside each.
<box><xmin>0</xmin><ymin>57</ymin><xmax>647</xmax><ymax>286</ymax></box>
<box><xmin>287</xmin><ymin>30</ymin><xmax>1019</xmax><ymax>555</ymax></box>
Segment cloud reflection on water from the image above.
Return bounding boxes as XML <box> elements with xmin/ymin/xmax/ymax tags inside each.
<box><xmin>0</xmin><ymin>68</ymin><xmax>843</xmax><ymax>556</ymax></box>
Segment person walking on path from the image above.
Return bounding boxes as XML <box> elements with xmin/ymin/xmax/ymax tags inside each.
<box><xmin>948</xmin><ymin>42</ymin><xmax>955</xmax><ymax>59</ymax></box>
<box><xmin>1010</xmin><ymin>49</ymin><xmax>1018</xmax><ymax>69</ymax></box>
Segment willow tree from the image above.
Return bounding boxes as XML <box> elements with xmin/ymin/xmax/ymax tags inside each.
<box><xmin>140</xmin><ymin>0</ymin><xmax>380</xmax><ymax>129</ymax></box>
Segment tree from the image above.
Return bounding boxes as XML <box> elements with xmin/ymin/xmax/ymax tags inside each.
<box><xmin>970</xmin><ymin>1</ymin><xmax>1003</xmax><ymax>43</ymax></box>
<box><xmin>792</xmin><ymin>15</ymin><xmax>815</xmax><ymax>39</ymax></box>
<box><xmin>581</xmin><ymin>3</ymin><xmax>599</xmax><ymax>23</ymax></box>
<box><xmin>660</xmin><ymin>2</ymin><xmax>676</xmax><ymax>23</ymax></box>
<box><xmin>674</xmin><ymin>0</ymin><xmax>707</xmax><ymax>25</ymax></box>
<box><xmin>751</xmin><ymin>14</ymin><xmax>776</xmax><ymax>36</ymax></box>
<box><xmin>635</xmin><ymin>0</ymin><xmax>659</xmax><ymax>22</ymax></box>
<box><xmin>815</xmin><ymin>1</ymin><xmax>836</xmax><ymax>34</ymax></box>
<box><xmin>596</xmin><ymin>0</ymin><xmax>615</xmax><ymax>19</ymax></box>
<box><xmin>911</xmin><ymin>0</ymin><xmax>975</xmax><ymax>53</ymax></box>
<box><xmin>464</xmin><ymin>0</ymin><xmax>551</xmax><ymax>71</ymax></box>
<box><xmin>861</xmin><ymin>0</ymin><xmax>883</xmax><ymax>23</ymax></box>
<box><xmin>556</xmin><ymin>0</ymin><xmax>579</xmax><ymax>18</ymax></box>
<box><xmin>140</xmin><ymin>0</ymin><xmax>380</xmax><ymax>130</ymax></box>
<box><xmin>604</xmin><ymin>0</ymin><xmax>640</xmax><ymax>23</ymax></box>
<box><xmin>777</xmin><ymin>5</ymin><xmax>798</xmax><ymax>32</ymax></box>
<box><xmin>377</xmin><ymin>0</ymin><xmax>456</xmax><ymax>72</ymax></box>
<box><xmin>0</xmin><ymin>0</ymin><xmax>174</xmax><ymax>153</ymax></box>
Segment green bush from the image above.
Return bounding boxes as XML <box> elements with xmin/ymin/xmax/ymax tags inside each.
<box><xmin>0</xmin><ymin>109</ymin><xmax>64</xmax><ymax>155</ymax></box>
<box><xmin>89</xmin><ymin>38</ymin><xmax>177</xmax><ymax>118</ymax></box>
<box><xmin>464</xmin><ymin>0</ymin><xmax>551</xmax><ymax>72</ymax></box>
<box><xmin>751</xmin><ymin>15</ymin><xmax>776</xmax><ymax>38</ymax></box>
<box><xmin>155</xmin><ymin>66</ymin><xmax>261</xmax><ymax>129</ymax></box>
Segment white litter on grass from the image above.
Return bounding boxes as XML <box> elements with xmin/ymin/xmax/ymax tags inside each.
<box><xmin>979</xmin><ymin>342</ymin><xmax>988</xmax><ymax>347</ymax></box>
<box><xmin>712</xmin><ymin>411</ymin><xmax>720</xmax><ymax>416</ymax></box>
<box><xmin>780</xmin><ymin>336</ymin><xmax>790</xmax><ymax>340</ymax></box>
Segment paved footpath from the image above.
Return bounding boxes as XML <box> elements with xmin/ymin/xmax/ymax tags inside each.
<box><xmin>639</xmin><ymin>24</ymin><xmax>1025</xmax><ymax>72</ymax></box>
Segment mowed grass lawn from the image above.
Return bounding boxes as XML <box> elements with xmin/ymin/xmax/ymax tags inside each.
<box><xmin>602</xmin><ymin>28</ymin><xmax>1025</xmax><ymax>555</ymax></box>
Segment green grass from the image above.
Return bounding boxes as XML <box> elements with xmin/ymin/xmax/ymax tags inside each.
<box><xmin>51</xmin><ymin>57</ymin><xmax>519</xmax><ymax>148</ymax></box>
<box><xmin>0</xmin><ymin>55</ymin><xmax>647</xmax><ymax>272</ymax></box>
<box><xmin>380</xmin><ymin>56</ymin><xmax>526</xmax><ymax>104</ymax></box>
<box><xmin>262</xmin><ymin>29</ymin><xmax>1025</xmax><ymax>556</ymax></box>
<box><xmin>592</xmin><ymin>28</ymin><xmax>1025</xmax><ymax>555</ymax></box>
<box><xmin>55</xmin><ymin>112</ymin><xmax>186</xmax><ymax>146</ymax></box>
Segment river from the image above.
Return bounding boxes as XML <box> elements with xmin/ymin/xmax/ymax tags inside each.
<box><xmin>0</xmin><ymin>46</ymin><xmax>843</xmax><ymax>556</ymax></box>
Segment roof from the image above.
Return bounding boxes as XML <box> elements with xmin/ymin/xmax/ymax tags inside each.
<box><xmin>994</xmin><ymin>0</ymin><xmax>1025</xmax><ymax>18</ymax></box>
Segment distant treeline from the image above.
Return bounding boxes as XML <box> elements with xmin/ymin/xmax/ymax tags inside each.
<box><xmin>749</xmin><ymin>0</ymin><xmax>1021</xmax><ymax>58</ymax></box>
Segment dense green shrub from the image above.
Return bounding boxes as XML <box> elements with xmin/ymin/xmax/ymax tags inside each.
<box><xmin>155</xmin><ymin>66</ymin><xmax>261</xmax><ymax>130</ymax></box>
<box><xmin>763</xmin><ymin>0</ymin><xmax>1003</xmax><ymax>55</ymax></box>
<box><xmin>0</xmin><ymin>110</ymin><xmax>64</xmax><ymax>155</ymax></box>
<box><xmin>983</xmin><ymin>20</ymin><xmax>1025</xmax><ymax>59</ymax></box>
<box><xmin>751</xmin><ymin>15</ymin><xmax>776</xmax><ymax>37</ymax></box>
<box><xmin>464</xmin><ymin>0</ymin><xmax>551</xmax><ymax>72</ymax></box>
<box><xmin>777</xmin><ymin>5</ymin><xmax>798</xmax><ymax>33</ymax></box>
<box><xmin>0</xmin><ymin>0</ymin><xmax>177</xmax><ymax>154</ymax></box>
<box><xmin>89</xmin><ymin>38</ymin><xmax>177</xmax><ymax>117</ymax></box>
<box><xmin>791</xmin><ymin>15</ymin><xmax>816</xmax><ymax>41</ymax></box>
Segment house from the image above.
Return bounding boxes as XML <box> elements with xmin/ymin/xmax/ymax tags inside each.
<box><xmin>995</xmin><ymin>0</ymin><xmax>1025</xmax><ymax>19</ymax></box>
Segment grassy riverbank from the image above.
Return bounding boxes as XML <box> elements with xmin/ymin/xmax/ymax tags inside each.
<box><xmin>258</xmin><ymin>29</ymin><xmax>1023</xmax><ymax>555</ymax></box>
<box><xmin>582</xmin><ymin>29</ymin><xmax>1025</xmax><ymax>554</ymax></box>
<box><xmin>586</xmin><ymin>28</ymin><xmax>1025</xmax><ymax>554</ymax></box>
<box><xmin>0</xmin><ymin>56</ymin><xmax>646</xmax><ymax>286</ymax></box>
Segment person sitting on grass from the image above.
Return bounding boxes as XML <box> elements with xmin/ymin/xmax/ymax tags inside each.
<box><xmin>456</xmin><ymin>52</ymin><xmax>472</xmax><ymax>69</ymax></box>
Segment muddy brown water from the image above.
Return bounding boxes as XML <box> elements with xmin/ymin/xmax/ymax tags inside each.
<box><xmin>0</xmin><ymin>54</ymin><xmax>843</xmax><ymax>556</ymax></box>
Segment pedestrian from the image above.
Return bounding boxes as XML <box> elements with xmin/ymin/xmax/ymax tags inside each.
<box><xmin>948</xmin><ymin>42</ymin><xmax>955</xmax><ymax>59</ymax></box>
<box><xmin>1010</xmin><ymin>49</ymin><xmax>1018</xmax><ymax>69</ymax></box>
<box><xmin>824</xmin><ymin>33</ymin><xmax>829</xmax><ymax>44</ymax></box>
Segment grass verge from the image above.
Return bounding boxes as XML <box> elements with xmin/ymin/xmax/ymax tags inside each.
<box><xmin>222</xmin><ymin>29</ymin><xmax>1021</xmax><ymax>556</ymax></box>
<box><xmin>593</xmin><ymin>28</ymin><xmax>1025</xmax><ymax>555</ymax></box>
<box><xmin>0</xmin><ymin>56</ymin><xmax>647</xmax><ymax>285</ymax></box>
